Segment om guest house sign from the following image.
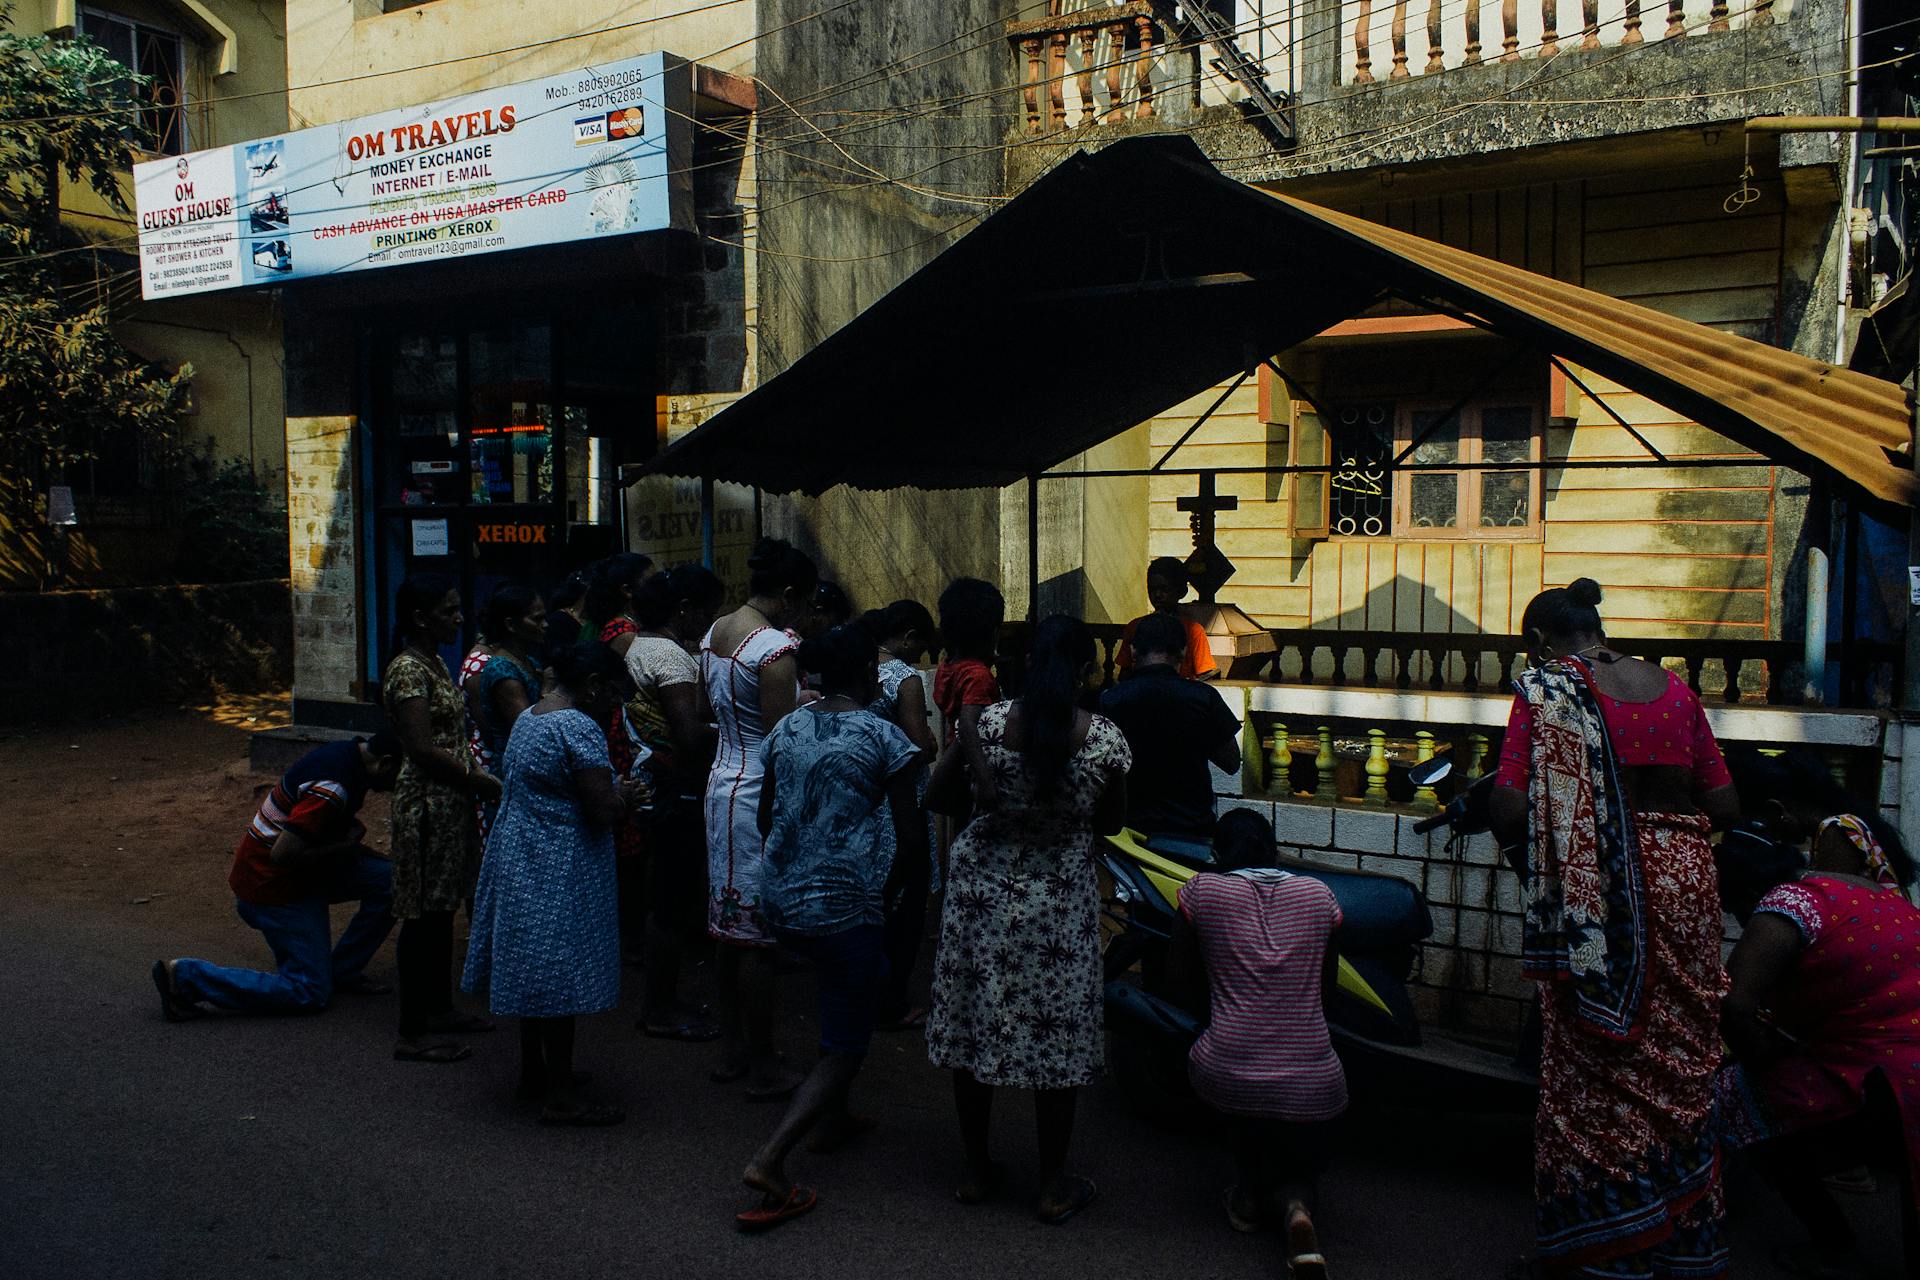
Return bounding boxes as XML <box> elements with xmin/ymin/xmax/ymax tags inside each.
<box><xmin>135</xmin><ymin>51</ymin><xmax>690</xmax><ymax>300</ymax></box>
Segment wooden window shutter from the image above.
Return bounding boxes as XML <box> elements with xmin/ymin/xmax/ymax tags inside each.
<box><xmin>1288</xmin><ymin>400</ymin><xmax>1329</xmax><ymax>540</ymax></box>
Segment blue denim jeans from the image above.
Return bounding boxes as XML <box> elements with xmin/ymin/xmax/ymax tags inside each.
<box><xmin>172</xmin><ymin>852</ymin><xmax>394</xmax><ymax>1014</ymax></box>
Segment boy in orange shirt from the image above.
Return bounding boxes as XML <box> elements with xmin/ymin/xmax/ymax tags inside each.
<box><xmin>1116</xmin><ymin>556</ymin><xmax>1218</xmax><ymax>681</ymax></box>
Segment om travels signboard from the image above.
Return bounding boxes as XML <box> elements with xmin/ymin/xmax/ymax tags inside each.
<box><xmin>135</xmin><ymin>51</ymin><xmax>688</xmax><ymax>300</ymax></box>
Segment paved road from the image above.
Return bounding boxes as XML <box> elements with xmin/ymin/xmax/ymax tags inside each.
<box><xmin>0</xmin><ymin>714</ymin><xmax>1901</xmax><ymax>1279</ymax></box>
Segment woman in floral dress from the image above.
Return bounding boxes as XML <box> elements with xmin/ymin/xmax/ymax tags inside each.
<box><xmin>925</xmin><ymin>614</ymin><xmax>1131</xmax><ymax>1225</ymax></box>
<box><xmin>384</xmin><ymin>576</ymin><xmax>503</xmax><ymax>1065</ymax></box>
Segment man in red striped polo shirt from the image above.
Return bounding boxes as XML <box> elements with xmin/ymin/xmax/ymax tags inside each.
<box><xmin>152</xmin><ymin>734</ymin><xmax>403</xmax><ymax>1020</ymax></box>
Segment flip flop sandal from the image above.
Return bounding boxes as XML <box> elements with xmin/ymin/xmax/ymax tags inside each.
<box><xmin>1037</xmin><ymin>1176</ymin><xmax>1097</xmax><ymax>1225</ymax></box>
<box><xmin>736</xmin><ymin>1185</ymin><xmax>818</xmax><ymax>1232</ymax></box>
<box><xmin>1286</xmin><ymin>1208</ymin><xmax>1328</xmax><ymax>1279</ymax></box>
<box><xmin>151</xmin><ymin>961</ymin><xmax>201</xmax><ymax>1023</ymax></box>
<box><xmin>1224</xmin><ymin>1185</ymin><xmax>1260</xmax><ymax>1234</ymax></box>
<box><xmin>1287</xmin><ymin>1254</ymin><xmax>1329</xmax><ymax>1280</ymax></box>
<box><xmin>513</xmin><ymin>1070</ymin><xmax>593</xmax><ymax>1102</ymax></box>
<box><xmin>640</xmin><ymin>1017</ymin><xmax>722</xmax><ymax>1043</ymax></box>
<box><xmin>746</xmin><ymin>1074</ymin><xmax>802</xmax><ymax>1103</ymax></box>
<box><xmin>425</xmin><ymin>1012</ymin><xmax>495</xmax><ymax>1034</ymax></box>
<box><xmin>393</xmin><ymin>1040</ymin><xmax>472</xmax><ymax>1064</ymax></box>
<box><xmin>538</xmin><ymin>1103</ymin><xmax>625</xmax><ymax>1127</ymax></box>
<box><xmin>955</xmin><ymin>1161</ymin><xmax>1007</xmax><ymax>1206</ymax></box>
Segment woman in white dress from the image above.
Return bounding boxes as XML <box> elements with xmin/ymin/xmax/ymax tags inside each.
<box><xmin>701</xmin><ymin>537</ymin><xmax>818</xmax><ymax>1098</ymax></box>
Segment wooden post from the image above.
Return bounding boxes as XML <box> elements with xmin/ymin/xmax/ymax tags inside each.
<box><xmin>1049</xmin><ymin>31</ymin><xmax>1068</xmax><ymax>130</ymax></box>
<box><xmin>1354</xmin><ymin>0</ymin><xmax>1376</xmax><ymax>83</ymax></box>
<box><xmin>1364</xmin><ymin>728</ymin><xmax>1391</xmax><ymax>806</ymax></box>
<box><xmin>1134</xmin><ymin>16</ymin><xmax>1155</xmax><ymax>118</ymax></box>
<box><xmin>1581</xmin><ymin>0</ymin><xmax>1600</xmax><ymax>48</ymax></box>
<box><xmin>1501</xmin><ymin>0</ymin><xmax>1520</xmax><ymax>60</ymax></box>
<box><xmin>1426</xmin><ymin>0</ymin><xmax>1446</xmax><ymax>72</ymax></box>
<box><xmin>1539</xmin><ymin>0</ymin><xmax>1558</xmax><ymax>56</ymax></box>
<box><xmin>1463</xmin><ymin>0</ymin><xmax>1483</xmax><ymax>64</ymax></box>
<box><xmin>1078</xmin><ymin>28</ymin><xmax>1097</xmax><ymax>124</ymax></box>
<box><xmin>1390</xmin><ymin>1</ymin><xmax>1410</xmax><ymax>78</ymax></box>
<box><xmin>1315</xmin><ymin>726</ymin><xmax>1338</xmax><ymax>802</ymax></box>
<box><xmin>1106</xmin><ymin>20</ymin><xmax>1130</xmax><ymax>122</ymax></box>
<box><xmin>1023</xmin><ymin>36</ymin><xmax>1044</xmax><ymax>132</ymax></box>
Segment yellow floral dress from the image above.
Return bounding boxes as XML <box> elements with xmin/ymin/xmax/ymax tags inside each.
<box><xmin>382</xmin><ymin>648</ymin><xmax>478</xmax><ymax>919</ymax></box>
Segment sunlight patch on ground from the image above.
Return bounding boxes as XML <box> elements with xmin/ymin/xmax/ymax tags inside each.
<box><xmin>189</xmin><ymin>688</ymin><xmax>292</xmax><ymax>732</ymax></box>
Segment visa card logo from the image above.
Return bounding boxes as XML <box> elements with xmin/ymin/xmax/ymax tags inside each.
<box><xmin>606</xmin><ymin>106</ymin><xmax>645</xmax><ymax>140</ymax></box>
<box><xmin>573</xmin><ymin>116</ymin><xmax>608</xmax><ymax>146</ymax></box>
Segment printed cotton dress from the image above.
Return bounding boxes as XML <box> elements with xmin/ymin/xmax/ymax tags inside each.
<box><xmin>926</xmin><ymin>703</ymin><xmax>1132</xmax><ymax>1089</ymax></box>
<box><xmin>462</xmin><ymin>707</ymin><xmax>620</xmax><ymax>1018</ymax></box>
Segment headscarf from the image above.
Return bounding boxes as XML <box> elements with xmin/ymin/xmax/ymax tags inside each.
<box><xmin>1516</xmin><ymin>657</ymin><xmax>1649</xmax><ymax>1042</ymax></box>
<box><xmin>1818</xmin><ymin>814</ymin><xmax>1898</xmax><ymax>888</ymax></box>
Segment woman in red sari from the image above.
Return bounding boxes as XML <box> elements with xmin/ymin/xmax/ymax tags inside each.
<box><xmin>1491</xmin><ymin>579</ymin><xmax>1740</xmax><ymax>1278</ymax></box>
<box><xmin>1717</xmin><ymin>748</ymin><xmax>1920</xmax><ymax>1278</ymax></box>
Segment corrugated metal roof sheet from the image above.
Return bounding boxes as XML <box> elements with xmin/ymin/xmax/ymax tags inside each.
<box><xmin>637</xmin><ymin>136</ymin><xmax>1916</xmax><ymax>506</ymax></box>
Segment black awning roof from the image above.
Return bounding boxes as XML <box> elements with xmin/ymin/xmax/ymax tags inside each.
<box><xmin>635</xmin><ymin>135</ymin><xmax>1916</xmax><ymax>506</ymax></box>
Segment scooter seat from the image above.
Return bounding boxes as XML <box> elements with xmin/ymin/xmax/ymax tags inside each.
<box><xmin>1276</xmin><ymin>857</ymin><xmax>1434</xmax><ymax>950</ymax></box>
<box><xmin>1140</xmin><ymin>833</ymin><xmax>1215</xmax><ymax>868</ymax></box>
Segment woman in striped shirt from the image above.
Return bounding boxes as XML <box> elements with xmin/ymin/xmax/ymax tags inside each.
<box><xmin>1169</xmin><ymin>807</ymin><xmax>1343</xmax><ymax>1278</ymax></box>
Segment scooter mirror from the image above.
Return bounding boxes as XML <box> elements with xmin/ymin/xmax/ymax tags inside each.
<box><xmin>1408</xmin><ymin>755</ymin><xmax>1452</xmax><ymax>788</ymax></box>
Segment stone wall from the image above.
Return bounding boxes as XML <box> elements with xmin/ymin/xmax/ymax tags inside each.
<box><xmin>0</xmin><ymin>579</ymin><xmax>291</xmax><ymax>723</ymax></box>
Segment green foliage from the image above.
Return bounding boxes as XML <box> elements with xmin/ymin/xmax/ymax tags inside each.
<box><xmin>0</xmin><ymin>2</ymin><xmax>190</xmax><ymax>501</ymax></box>
<box><xmin>173</xmin><ymin>446</ymin><xmax>287</xmax><ymax>583</ymax></box>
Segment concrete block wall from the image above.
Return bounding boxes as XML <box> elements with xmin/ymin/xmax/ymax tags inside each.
<box><xmin>285</xmin><ymin>415</ymin><xmax>361</xmax><ymax>705</ymax></box>
<box><xmin>1219</xmin><ymin>794</ymin><xmax>1537</xmax><ymax>1036</ymax></box>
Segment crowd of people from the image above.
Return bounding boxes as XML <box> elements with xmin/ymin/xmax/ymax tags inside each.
<box><xmin>148</xmin><ymin>549</ymin><xmax>1920</xmax><ymax>1279</ymax></box>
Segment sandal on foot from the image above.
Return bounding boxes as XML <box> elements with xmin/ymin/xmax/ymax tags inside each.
<box><xmin>746</xmin><ymin>1072</ymin><xmax>802</xmax><ymax>1103</ymax></box>
<box><xmin>1286</xmin><ymin>1207</ymin><xmax>1328</xmax><ymax>1279</ymax></box>
<box><xmin>1037</xmin><ymin>1176</ymin><xmax>1097</xmax><ymax>1225</ymax></box>
<box><xmin>151</xmin><ymin>960</ymin><xmax>201</xmax><ymax>1023</ymax></box>
<box><xmin>425</xmin><ymin>1011</ymin><xmax>495</xmax><ymax>1034</ymax></box>
<box><xmin>538</xmin><ymin>1103</ymin><xmax>625</xmax><ymax>1127</ymax></box>
<box><xmin>393</xmin><ymin>1040</ymin><xmax>471</xmax><ymax>1064</ymax></box>
<box><xmin>1224</xmin><ymin>1185</ymin><xmax>1260</xmax><ymax>1234</ymax></box>
<box><xmin>640</xmin><ymin>1016</ymin><xmax>722</xmax><ymax>1043</ymax></box>
<box><xmin>513</xmin><ymin>1069</ymin><xmax>593</xmax><ymax>1102</ymax></box>
<box><xmin>806</xmin><ymin>1114</ymin><xmax>877</xmax><ymax>1154</ymax></box>
<box><xmin>955</xmin><ymin>1160</ymin><xmax>1007</xmax><ymax>1205</ymax></box>
<box><xmin>736</xmin><ymin>1185</ymin><xmax>818</xmax><ymax>1232</ymax></box>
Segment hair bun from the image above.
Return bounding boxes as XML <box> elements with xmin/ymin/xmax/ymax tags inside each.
<box><xmin>746</xmin><ymin>537</ymin><xmax>786</xmax><ymax>572</ymax></box>
<box><xmin>1567</xmin><ymin>578</ymin><xmax>1604</xmax><ymax>608</ymax></box>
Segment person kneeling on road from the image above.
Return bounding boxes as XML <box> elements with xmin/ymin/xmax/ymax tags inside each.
<box><xmin>1097</xmin><ymin>610</ymin><xmax>1241</xmax><ymax>840</ymax></box>
<box><xmin>152</xmin><ymin>734</ymin><xmax>404</xmax><ymax>1020</ymax></box>
<box><xmin>1167</xmin><ymin>808</ymin><xmax>1343</xmax><ymax>1279</ymax></box>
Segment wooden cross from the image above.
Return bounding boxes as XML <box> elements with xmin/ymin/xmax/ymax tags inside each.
<box><xmin>1177</xmin><ymin>471</ymin><xmax>1238</xmax><ymax>604</ymax></box>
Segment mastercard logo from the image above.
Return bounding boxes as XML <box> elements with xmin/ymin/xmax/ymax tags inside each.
<box><xmin>606</xmin><ymin>107</ymin><xmax>645</xmax><ymax>140</ymax></box>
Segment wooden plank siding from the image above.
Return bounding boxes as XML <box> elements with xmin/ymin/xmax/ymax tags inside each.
<box><xmin>1129</xmin><ymin>165</ymin><xmax>1787</xmax><ymax>642</ymax></box>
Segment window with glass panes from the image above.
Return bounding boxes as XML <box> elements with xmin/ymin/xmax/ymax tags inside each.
<box><xmin>1396</xmin><ymin>403</ymin><xmax>1541</xmax><ymax>536</ymax></box>
<box><xmin>1285</xmin><ymin>398</ymin><xmax>1542</xmax><ymax>539</ymax></box>
<box><xmin>78</xmin><ymin>7</ymin><xmax>188</xmax><ymax>155</ymax></box>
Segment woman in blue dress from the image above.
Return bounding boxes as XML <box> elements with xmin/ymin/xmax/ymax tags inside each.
<box><xmin>463</xmin><ymin>641</ymin><xmax>646</xmax><ymax>1126</ymax></box>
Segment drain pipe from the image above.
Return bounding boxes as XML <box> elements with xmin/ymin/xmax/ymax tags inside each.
<box><xmin>1804</xmin><ymin>541</ymin><xmax>1830</xmax><ymax>707</ymax></box>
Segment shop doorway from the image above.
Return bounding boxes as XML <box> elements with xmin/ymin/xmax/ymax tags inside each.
<box><xmin>367</xmin><ymin>306</ymin><xmax>653</xmax><ymax>674</ymax></box>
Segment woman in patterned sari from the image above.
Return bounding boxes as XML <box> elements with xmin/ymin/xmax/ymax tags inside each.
<box><xmin>1490</xmin><ymin>579</ymin><xmax>1741</xmax><ymax>1278</ymax></box>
